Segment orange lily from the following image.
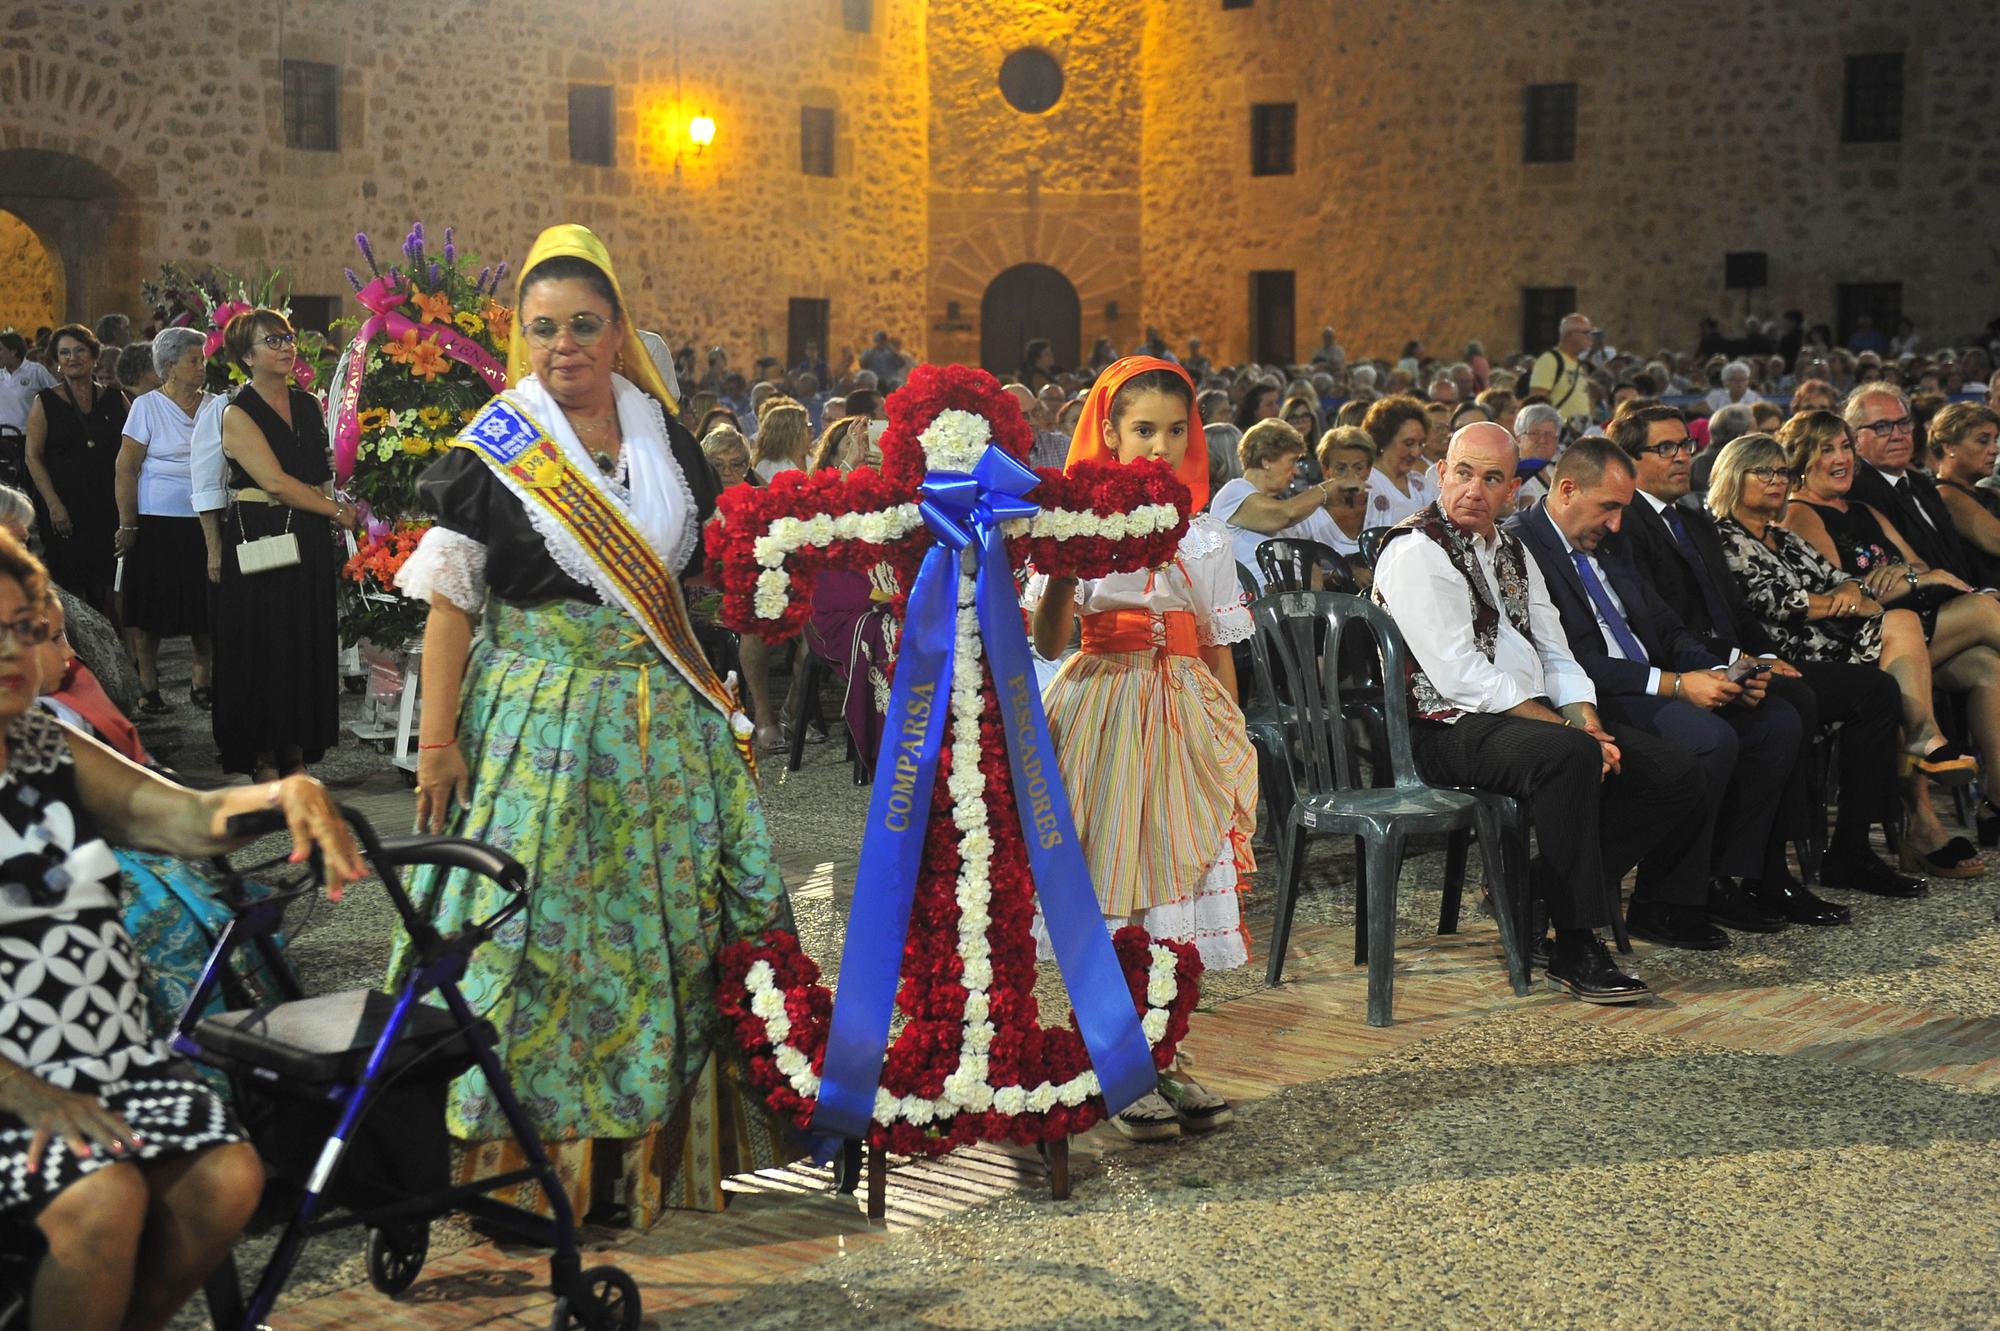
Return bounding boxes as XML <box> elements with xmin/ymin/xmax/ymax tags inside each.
<box><xmin>382</xmin><ymin>329</ymin><xmax>422</xmax><ymax>365</ymax></box>
<box><xmin>411</xmin><ymin>289</ymin><xmax>453</xmax><ymax>325</ymax></box>
<box><xmin>407</xmin><ymin>335</ymin><xmax>450</xmax><ymax>382</ymax></box>
<box><xmin>482</xmin><ymin>300</ymin><xmax>512</xmax><ymax>344</ymax></box>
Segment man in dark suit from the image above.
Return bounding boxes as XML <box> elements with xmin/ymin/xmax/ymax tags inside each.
<box><xmin>1844</xmin><ymin>383</ymin><xmax>1978</xmax><ymax>581</ymax></box>
<box><xmin>1607</xmin><ymin>404</ymin><xmax>1922</xmax><ymax>905</ymax></box>
<box><xmin>1507</xmin><ymin>439</ymin><xmax>1803</xmax><ymax>949</ymax></box>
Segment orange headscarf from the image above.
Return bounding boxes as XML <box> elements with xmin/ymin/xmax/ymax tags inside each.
<box><xmin>1064</xmin><ymin>355</ymin><xmax>1209</xmax><ymax>512</ymax></box>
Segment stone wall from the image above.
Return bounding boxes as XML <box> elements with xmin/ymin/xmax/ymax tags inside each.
<box><xmin>0</xmin><ymin>211</ymin><xmax>58</xmax><ymax>333</ymax></box>
<box><xmin>1</xmin><ymin>0</ymin><xmax>928</xmax><ymax>365</ymax></box>
<box><xmin>925</xmin><ymin>0</ymin><xmax>1142</xmax><ymax>372</ymax></box>
<box><xmin>4</xmin><ymin>0</ymin><xmax>1999</xmax><ymax>371</ymax></box>
<box><xmin>1143</xmin><ymin>0</ymin><xmax>2000</xmax><ymax>363</ymax></box>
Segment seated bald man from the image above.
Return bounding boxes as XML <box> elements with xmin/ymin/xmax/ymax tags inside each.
<box><xmin>1371</xmin><ymin>421</ymin><xmax>1709</xmax><ymax>1003</ymax></box>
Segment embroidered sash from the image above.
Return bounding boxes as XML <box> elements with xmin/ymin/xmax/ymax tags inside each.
<box><xmin>453</xmin><ymin>394</ymin><xmax>755</xmax><ymax>769</ymax></box>
<box><xmin>1373</xmin><ymin>503</ymin><xmax>1537</xmax><ymax>721</ymax></box>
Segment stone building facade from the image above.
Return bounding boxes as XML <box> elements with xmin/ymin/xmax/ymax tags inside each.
<box><xmin>3</xmin><ymin>0</ymin><xmax>1997</xmax><ymax>370</ymax></box>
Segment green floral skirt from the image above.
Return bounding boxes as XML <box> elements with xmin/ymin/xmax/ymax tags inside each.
<box><xmin>385</xmin><ymin>599</ymin><xmax>790</xmax><ymax>1206</ymax></box>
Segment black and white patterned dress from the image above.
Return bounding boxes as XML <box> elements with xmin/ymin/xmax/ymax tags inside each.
<box><xmin>0</xmin><ymin>709</ymin><xmax>240</xmax><ymax>1217</ymax></box>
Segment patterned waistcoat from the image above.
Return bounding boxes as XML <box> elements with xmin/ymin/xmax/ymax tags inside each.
<box><xmin>1371</xmin><ymin>503</ymin><xmax>1537</xmax><ymax>721</ymax></box>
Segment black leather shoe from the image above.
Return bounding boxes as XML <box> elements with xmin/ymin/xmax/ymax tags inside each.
<box><xmin>1706</xmin><ymin>877</ymin><xmax>1789</xmax><ymax>933</ymax></box>
<box><xmin>1820</xmin><ymin>850</ymin><xmax>1928</xmax><ymax>898</ymax></box>
<box><xmin>1626</xmin><ymin>900</ymin><xmax>1731</xmax><ymax>950</ymax></box>
<box><xmin>1743</xmin><ymin>876</ymin><xmax>1851</xmax><ymax>926</ymax></box>
<box><xmin>1545</xmin><ymin>932</ymin><xmax>1649</xmax><ymax>1004</ymax></box>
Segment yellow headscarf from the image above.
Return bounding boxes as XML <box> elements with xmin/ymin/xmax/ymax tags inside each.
<box><xmin>508</xmin><ymin>223</ymin><xmax>679</xmax><ymax>417</ymax></box>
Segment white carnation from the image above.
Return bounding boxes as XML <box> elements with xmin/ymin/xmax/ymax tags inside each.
<box><xmin>1142</xmin><ymin>1009</ymin><xmax>1170</xmax><ymax>1043</ymax></box>
<box><xmin>774</xmin><ymin>1045</ymin><xmax>812</xmax><ymax>1081</ymax></box>
<box><xmin>744</xmin><ymin>961</ymin><xmax>776</xmax><ymax>990</ymax></box>
<box><xmin>902</xmin><ymin>1095</ymin><xmax>937</xmax><ymax>1126</ymax></box>
<box><xmin>753</xmin><ymin>569</ymin><xmax>790</xmax><ymax>620</ymax></box>
<box><xmin>748</xmin><ymin>988</ymin><xmax>786</xmax><ymax>1020</ymax></box>
<box><xmin>963</xmin><ymin>992</ymin><xmax>990</xmax><ymax>1022</ymax></box>
<box><xmin>1025</xmin><ymin>1084</ymin><xmax>1058</xmax><ymax>1113</ymax></box>
<box><xmin>993</xmin><ymin>1086</ymin><xmax>1028</xmax><ymax>1116</ymax></box>
<box><xmin>873</xmin><ymin>1087</ymin><xmax>899</xmax><ymax>1125</ymax></box>
<box><xmin>963</xmin><ymin>1021</ymin><xmax>995</xmax><ymax>1053</ymax></box>
<box><xmin>919</xmin><ymin>408</ymin><xmax>993</xmax><ymax>474</ymax></box>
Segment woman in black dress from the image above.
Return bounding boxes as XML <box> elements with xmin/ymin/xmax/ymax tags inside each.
<box><xmin>24</xmin><ymin>325</ymin><xmax>127</xmax><ymax>619</ymax></box>
<box><xmin>212</xmin><ymin>310</ymin><xmax>357</xmax><ymax>780</ymax></box>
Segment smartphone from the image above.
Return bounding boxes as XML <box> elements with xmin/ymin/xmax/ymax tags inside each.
<box><xmin>1725</xmin><ymin>658</ymin><xmax>1771</xmax><ymax>683</ymax></box>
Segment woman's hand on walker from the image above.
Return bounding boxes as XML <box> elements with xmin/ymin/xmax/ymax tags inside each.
<box><xmin>415</xmin><ymin>740</ymin><xmax>470</xmax><ymax>836</ymax></box>
<box><xmin>268</xmin><ymin>774</ymin><xmax>366</xmax><ymax>896</ymax></box>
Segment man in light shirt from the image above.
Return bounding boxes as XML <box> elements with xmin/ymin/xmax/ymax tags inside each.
<box><xmin>0</xmin><ymin>332</ymin><xmax>56</xmax><ymax>436</ymax></box>
<box><xmin>1372</xmin><ymin>421</ymin><xmax>1707</xmax><ymax>1003</ymax></box>
<box><xmin>1527</xmin><ymin>312</ymin><xmax>1595</xmax><ymax>423</ymax></box>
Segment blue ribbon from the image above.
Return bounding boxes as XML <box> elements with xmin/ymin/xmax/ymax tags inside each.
<box><xmin>809</xmin><ymin>445</ymin><xmax>1158</xmax><ymax>1146</ymax></box>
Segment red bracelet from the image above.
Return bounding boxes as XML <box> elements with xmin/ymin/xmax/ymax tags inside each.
<box><xmin>418</xmin><ymin>738</ymin><xmax>457</xmax><ymax>751</ymax></box>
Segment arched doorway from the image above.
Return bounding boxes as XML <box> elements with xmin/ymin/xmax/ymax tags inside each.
<box><xmin>0</xmin><ymin>150</ymin><xmax>131</xmax><ymax>328</ymax></box>
<box><xmin>980</xmin><ymin>263</ymin><xmax>1079</xmax><ymax>380</ymax></box>
<box><xmin>0</xmin><ymin>210</ymin><xmax>63</xmax><ymax>333</ymax></box>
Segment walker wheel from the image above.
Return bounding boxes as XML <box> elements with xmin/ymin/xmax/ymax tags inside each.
<box><xmin>557</xmin><ymin>1265</ymin><xmax>642</xmax><ymax>1331</ymax></box>
<box><xmin>365</xmin><ymin>1221</ymin><xmax>429</xmax><ymax>1295</ymax></box>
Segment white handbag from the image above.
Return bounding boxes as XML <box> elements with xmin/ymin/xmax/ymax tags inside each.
<box><xmin>234</xmin><ymin>502</ymin><xmax>300</xmax><ymax>575</ymax></box>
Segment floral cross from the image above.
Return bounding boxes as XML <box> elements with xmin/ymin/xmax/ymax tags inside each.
<box><xmin>708</xmin><ymin>364</ymin><xmax>1205</xmax><ymax>1156</ymax></box>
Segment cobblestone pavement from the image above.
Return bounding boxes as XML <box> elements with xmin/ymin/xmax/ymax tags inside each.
<box><xmin>135</xmin><ymin>646</ymin><xmax>2000</xmax><ymax>1330</ymax></box>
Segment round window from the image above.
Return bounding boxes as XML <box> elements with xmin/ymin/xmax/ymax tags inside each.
<box><xmin>998</xmin><ymin>48</ymin><xmax>1064</xmax><ymax>115</ymax></box>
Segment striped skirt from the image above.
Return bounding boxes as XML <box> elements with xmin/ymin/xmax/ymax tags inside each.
<box><xmin>1039</xmin><ymin>647</ymin><xmax>1257</xmax><ymax>965</ymax></box>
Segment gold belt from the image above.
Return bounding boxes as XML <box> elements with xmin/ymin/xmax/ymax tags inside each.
<box><xmin>231</xmin><ymin>488</ymin><xmax>274</xmax><ymax>504</ymax></box>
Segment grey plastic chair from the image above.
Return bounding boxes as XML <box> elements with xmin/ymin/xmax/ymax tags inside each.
<box><xmin>1356</xmin><ymin>525</ymin><xmax>1397</xmax><ymax>568</ymax></box>
<box><xmin>1236</xmin><ymin>563</ymin><xmax>1295</xmax><ymax>848</ymax></box>
<box><xmin>1255</xmin><ymin>537</ymin><xmax>1358</xmax><ymax>595</ymax></box>
<box><xmin>1249</xmin><ymin>590</ymin><xmax>1531</xmax><ymax>1024</ymax></box>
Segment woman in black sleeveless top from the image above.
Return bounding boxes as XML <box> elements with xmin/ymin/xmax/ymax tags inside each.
<box><xmin>211</xmin><ymin>310</ymin><xmax>357</xmax><ymax>778</ymax></box>
<box><xmin>24</xmin><ymin>324</ymin><xmax>127</xmax><ymax>618</ymax></box>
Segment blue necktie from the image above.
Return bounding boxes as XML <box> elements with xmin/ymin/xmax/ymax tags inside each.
<box><xmin>1570</xmin><ymin>551</ymin><xmax>1650</xmax><ymax>664</ymax></box>
<box><xmin>1661</xmin><ymin>505</ymin><xmax>1736</xmax><ymax>637</ymax></box>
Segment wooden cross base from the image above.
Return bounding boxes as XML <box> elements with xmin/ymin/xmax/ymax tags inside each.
<box><xmin>833</xmin><ymin>1136</ymin><xmax>1071</xmax><ymax>1220</ymax></box>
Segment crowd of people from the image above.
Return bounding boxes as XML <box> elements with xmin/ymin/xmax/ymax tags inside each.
<box><xmin>5</xmin><ymin>274</ymin><xmax>2000</xmax><ymax>1327</ymax></box>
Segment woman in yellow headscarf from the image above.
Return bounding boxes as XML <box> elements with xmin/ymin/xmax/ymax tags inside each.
<box><xmin>386</xmin><ymin>226</ymin><xmax>793</xmax><ymax>1224</ymax></box>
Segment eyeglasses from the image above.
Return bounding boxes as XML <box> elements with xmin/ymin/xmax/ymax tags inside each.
<box><xmin>1745</xmin><ymin>466</ymin><xmax>1793</xmax><ymax>485</ymax></box>
<box><xmin>525</xmin><ymin>314</ymin><xmax>612</xmax><ymax>348</ymax></box>
<box><xmin>0</xmin><ymin>615</ymin><xmax>53</xmax><ymax>649</ymax></box>
<box><xmin>1640</xmin><ymin>440</ymin><xmax>1695</xmax><ymax>459</ymax></box>
<box><xmin>260</xmin><ymin>333</ymin><xmax>297</xmax><ymax>350</ymax></box>
<box><xmin>1857</xmin><ymin>415</ymin><xmax>1914</xmax><ymax>436</ymax></box>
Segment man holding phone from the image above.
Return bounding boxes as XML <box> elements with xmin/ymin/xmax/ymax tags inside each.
<box><xmin>1607</xmin><ymin>403</ymin><xmax>1920</xmax><ymax>907</ymax></box>
<box><xmin>1507</xmin><ymin>439</ymin><xmax>1807</xmax><ymax>948</ymax></box>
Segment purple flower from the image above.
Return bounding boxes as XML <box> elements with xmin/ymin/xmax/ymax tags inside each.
<box><xmin>443</xmin><ymin>227</ymin><xmax>456</xmax><ymax>265</ymax></box>
<box><xmin>428</xmin><ymin>261</ymin><xmax>441</xmax><ymax>286</ymax></box>
<box><xmin>355</xmin><ymin>232</ymin><xmax>379</xmax><ymax>276</ymax></box>
<box><xmin>493</xmin><ymin>261</ymin><xmax>508</xmax><ymax>288</ymax></box>
<box><xmin>344</xmin><ymin>267</ymin><xmax>363</xmax><ymax>292</ymax></box>
<box><xmin>476</xmin><ymin>265</ymin><xmax>491</xmax><ymax>293</ymax></box>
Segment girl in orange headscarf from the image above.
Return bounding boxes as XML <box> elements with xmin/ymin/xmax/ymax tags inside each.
<box><xmin>1024</xmin><ymin>357</ymin><xmax>1257</xmax><ymax>1142</ymax></box>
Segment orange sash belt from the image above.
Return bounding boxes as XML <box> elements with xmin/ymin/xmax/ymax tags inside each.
<box><xmin>1079</xmin><ymin>609</ymin><xmax>1201</xmax><ymax>658</ymax></box>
